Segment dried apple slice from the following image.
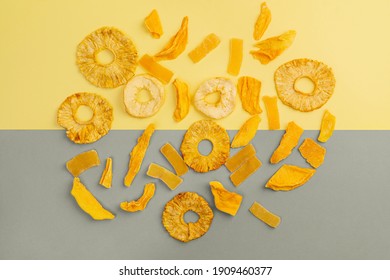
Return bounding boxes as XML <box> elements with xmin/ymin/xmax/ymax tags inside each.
<box><xmin>266</xmin><ymin>164</ymin><xmax>316</xmax><ymax>191</ymax></box>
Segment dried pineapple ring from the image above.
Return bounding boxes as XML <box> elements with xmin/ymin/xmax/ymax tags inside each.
<box><xmin>181</xmin><ymin>120</ymin><xmax>230</xmax><ymax>173</ymax></box>
<box><xmin>274</xmin><ymin>58</ymin><xmax>336</xmax><ymax>112</ymax></box>
<box><xmin>76</xmin><ymin>27</ymin><xmax>138</xmax><ymax>88</ymax></box>
<box><xmin>162</xmin><ymin>192</ymin><xmax>214</xmax><ymax>242</ymax></box>
<box><xmin>194</xmin><ymin>78</ymin><xmax>236</xmax><ymax>119</ymax></box>
<box><xmin>123</xmin><ymin>74</ymin><xmax>165</xmax><ymax>118</ymax></box>
<box><xmin>57</xmin><ymin>92</ymin><xmax>113</xmax><ymax>144</ymax></box>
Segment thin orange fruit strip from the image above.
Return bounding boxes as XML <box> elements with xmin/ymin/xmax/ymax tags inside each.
<box><xmin>227</xmin><ymin>38</ymin><xmax>243</xmax><ymax>76</ymax></box>
<box><xmin>139</xmin><ymin>54</ymin><xmax>174</xmax><ymax>84</ymax></box>
<box><xmin>173</xmin><ymin>78</ymin><xmax>190</xmax><ymax>122</ymax></box>
<box><xmin>144</xmin><ymin>9</ymin><xmax>163</xmax><ymax>39</ymax></box>
<box><xmin>99</xmin><ymin>157</ymin><xmax>113</xmax><ymax>188</ymax></box>
<box><xmin>120</xmin><ymin>183</ymin><xmax>156</xmax><ymax>212</ymax></box>
<box><xmin>124</xmin><ymin>124</ymin><xmax>155</xmax><ymax>187</ymax></box>
<box><xmin>230</xmin><ymin>155</ymin><xmax>262</xmax><ymax>187</ymax></box>
<box><xmin>146</xmin><ymin>162</ymin><xmax>183</xmax><ymax>190</ymax></box>
<box><xmin>298</xmin><ymin>138</ymin><xmax>326</xmax><ymax>168</ymax></box>
<box><xmin>160</xmin><ymin>142</ymin><xmax>189</xmax><ymax>176</ymax></box>
<box><xmin>231</xmin><ymin>115</ymin><xmax>261</xmax><ymax>148</ymax></box>
<box><xmin>237</xmin><ymin>76</ymin><xmax>262</xmax><ymax>115</ymax></box>
<box><xmin>66</xmin><ymin>150</ymin><xmax>100</xmax><ymax>177</ymax></box>
<box><xmin>209</xmin><ymin>181</ymin><xmax>243</xmax><ymax>216</ymax></box>
<box><xmin>225</xmin><ymin>143</ymin><xmax>256</xmax><ymax>172</ymax></box>
<box><xmin>249</xmin><ymin>201</ymin><xmax>280</xmax><ymax>228</ymax></box>
<box><xmin>263</xmin><ymin>96</ymin><xmax>280</xmax><ymax>130</ymax></box>
<box><xmin>318</xmin><ymin>110</ymin><xmax>336</xmax><ymax>143</ymax></box>
<box><xmin>266</xmin><ymin>164</ymin><xmax>315</xmax><ymax>191</ymax></box>
<box><xmin>253</xmin><ymin>2</ymin><xmax>272</xmax><ymax>41</ymax></box>
<box><xmin>188</xmin><ymin>33</ymin><xmax>221</xmax><ymax>63</ymax></box>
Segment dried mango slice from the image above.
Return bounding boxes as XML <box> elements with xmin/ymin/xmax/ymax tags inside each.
<box><xmin>154</xmin><ymin>16</ymin><xmax>188</xmax><ymax>61</ymax></box>
<box><xmin>237</xmin><ymin>76</ymin><xmax>262</xmax><ymax>115</ymax></box>
<box><xmin>231</xmin><ymin>115</ymin><xmax>261</xmax><ymax>148</ymax></box>
<box><xmin>66</xmin><ymin>150</ymin><xmax>100</xmax><ymax>177</ymax></box>
<box><xmin>188</xmin><ymin>33</ymin><xmax>221</xmax><ymax>63</ymax></box>
<box><xmin>139</xmin><ymin>54</ymin><xmax>174</xmax><ymax>84</ymax></box>
<box><xmin>160</xmin><ymin>143</ymin><xmax>189</xmax><ymax>176</ymax></box>
<box><xmin>227</xmin><ymin>38</ymin><xmax>243</xmax><ymax>76</ymax></box>
<box><xmin>57</xmin><ymin>92</ymin><xmax>113</xmax><ymax>144</ymax></box>
<box><xmin>162</xmin><ymin>192</ymin><xmax>214</xmax><ymax>242</ymax></box>
<box><xmin>249</xmin><ymin>201</ymin><xmax>280</xmax><ymax>228</ymax></box>
<box><xmin>124</xmin><ymin>124</ymin><xmax>155</xmax><ymax>187</ymax></box>
<box><xmin>275</xmin><ymin>59</ymin><xmax>336</xmax><ymax>112</ymax></box>
<box><xmin>181</xmin><ymin>120</ymin><xmax>230</xmax><ymax>173</ymax></box>
<box><xmin>173</xmin><ymin>78</ymin><xmax>190</xmax><ymax>122</ymax></box>
<box><xmin>253</xmin><ymin>2</ymin><xmax>272</xmax><ymax>41</ymax></box>
<box><xmin>250</xmin><ymin>30</ymin><xmax>296</xmax><ymax>65</ymax></box>
<box><xmin>266</xmin><ymin>164</ymin><xmax>316</xmax><ymax>191</ymax></box>
<box><xmin>71</xmin><ymin>177</ymin><xmax>115</xmax><ymax>220</ymax></box>
<box><xmin>144</xmin><ymin>9</ymin><xmax>163</xmax><ymax>39</ymax></box>
<box><xmin>99</xmin><ymin>157</ymin><xmax>112</xmax><ymax>188</ymax></box>
<box><xmin>230</xmin><ymin>155</ymin><xmax>262</xmax><ymax>187</ymax></box>
<box><xmin>270</xmin><ymin>121</ymin><xmax>303</xmax><ymax>164</ymax></box>
<box><xmin>262</xmin><ymin>96</ymin><xmax>280</xmax><ymax>130</ymax></box>
<box><xmin>76</xmin><ymin>27</ymin><xmax>138</xmax><ymax>88</ymax></box>
<box><xmin>299</xmin><ymin>138</ymin><xmax>326</xmax><ymax>168</ymax></box>
<box><xmin>147</xmin><ymin>163</ymin><xmax>183</xmax><ymax>190</ymax></box>
<box><xmin>209</xmin><ymin>181</ymin><xmax>243</xmax><ymax>216</ymax></box>
<box><xmin>120</xmin><ymin>183</ymin><xmax>156</xmax><ymax>212</ymax></box>
<box><xmin>318</xmin><ymin>110</ymin><xmax>336</xmax><ymax>142</ymax></box>
<box><xmin>225</xmin><ymin>144</ymin><xmax>256</xmax><ymax>172</ymax></box>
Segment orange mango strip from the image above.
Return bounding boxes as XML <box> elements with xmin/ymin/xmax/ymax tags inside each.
<box><xmin>139</xmin><ymin>54</ymin><xmax>174</xmax><ymax>84</ymax></box>
<box><xmin>318</xmin><ymin>110</ymin><xmax>336</xmax><ymax>143</ymax></box>
<box><xmin>160</xmin><ymin>142</ymin><xmax>189</xmax><ymax>176</ymax></box>
<box><xmin>120</xmin><ymin>183</ymin><xmax>156</xmax><ymax>212</ymax></box>
<box><xmin>263</xmin><ymin>96</ymin><xmax>280</xmax><ymax>130</ymax></box>
<box><xmin>147</xmin><ymin>163</ymin><xmax>183</xmax><ymax>190</ymax></box>
<box><xmin>99</xmin><ymin>157</ymin><xmax>113</xmax><ymax>188</ymax></box>
<box><xmin>249</xmin><ymin>201</ymin><xmax>281</xmax><ymax>228</ymax></box>
<box><xmin>253</xmin><ymin>2</ymin><xmax>272</xmax><ymax>41</ymax></box>
<box><xmin>66</xmin><ymin>150</ymin><xmax>100</xmax><ymax>177</ymax></box>
<box><xmin>227</xmin><ymin>38</ymin><xmax>243</xmax><ymax>76</ymax></box>
<box><xmin>188</xmin><ymin>33</ymin><xmax>221</xmax><ymax>63</ymax></box>
<box><xmin>237</xmin><ymin>76</ymin><xmax>262</xmax><ymax>115</ymax></box>
<box><xmin>144</xmin><ymin>9</ymin><xmax>163</xmax><ymax>39</ymax></box>
<box><xmin>230</xmin><ymin>155</ymin><xmax>262</xmax><ymax>187</ymax></box>
<box><xmin>173</xmin><ymin>78</ymin><xmax>190</xmax><ymax>122</ymax></box>
<box><xmin>225</xmin><ymin>144</ymin><xmax>256</xmax><ymax>172</ymax></box>
<box><xmin>298</xmin><ymin>138</ymin><xmax>326</xmax><ymax>168</ymax></box>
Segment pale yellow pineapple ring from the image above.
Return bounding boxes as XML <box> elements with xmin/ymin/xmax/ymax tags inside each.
<box><xmin>274</xmin><ymin>58</ymin><xmax>336</xmax><ymax>112</ymax></box>
<box><xmin>76</xmin><ymin>26</ymin><xmax>138</xmax><ymax>88</ymax></box>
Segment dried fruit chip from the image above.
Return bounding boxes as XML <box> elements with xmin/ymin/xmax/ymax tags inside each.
<box><xmin>227</xmin><ymin>38</ymin><xmax>243</xmax><ymax>76</ymax></box>
<box><xmin>124</xmin><ymin>124</ymin><xmax>155</xmax><ymax>187</ymax></box>
<box><xmin>76</xmin><ymin>27</ymin><xmax>138</xmax><ymax>88</ymax></box>
<box><xmin>237</xmin><ymin>76</ymin><xmax>262</xmax><ymax>115</ymax></box>
<box><xmin>66</xmin><ymin>150</ymin><xmax>100</xmax><ymax>177</ymax></box>
<box><xmin>194</xmin><ymin>77</ymin><xmax>236</xmax><ymax>119</ymax></box>
<box><xmin>146</xmin><ymin>162</ymin><xmax>183</xmax><ymax>190</ymax></box>
<box><xmin>253</xmin><ymin>2</ymin><xmax>272</xmax><ymax>41</ymax></box>
<box><xmin>270</xmin><ymin>121</ymin><xmax>303</xmax><ymax>164</ymax></box>
<box><xmin>162</xmin><ymin>192</ymin><xmax>214</xmax><ymax>242</ymax></box>
<box><xmin>263</xmin><ymin>96</ymin><xmax>280</xmax><ymax>130</ymax></box>
<box><xmin>99</xmin><ymin>157</ymin><xmax>113</xmax><ymax>188</ymax></box>
<box><xmin>154</xmin><ymin>16</ymin><xmax>188</xmax><ymax>61</ymax></box>
<box><xmin>71</xmin><ymin>177</ymin><xmax>115</xmax><ymax>220</ymax></box>
<box><xmin>249</xmin><ymin>201</ymin><xmax>280</xmax><ymax>228</ymax></box>
<box><xmin>123</xmin><ymin>74</ymin><xmax>165</xmax><ymax>118</ymax></box>
<box><xmin>225</xmin><ymin>144</ymin><xmax>256</xmax><ymax>172</ymax></box>
<box><xmin>120</xmin><ymin>183</ymin><xmax>156</xmax><ymax>212</ymax></box>
<box><xmin>318</xmin><ymin>110</ymin><xmax>336</xmax><ymax>142</ymax></box>
<box><xmin>181</xmin><ymin>120</ymin><xmax>230</xmax><ymax>173</ymax></box>
<box><xmin>231</xmin><ymin>115</ymin><xmax>261</xmax><ymax>148</ymax></box>
<box><xmin>275</xmin><ymin>59</ymin><xmax>336</xmax><ymax>112</ymax></box>
<box><xmin>230</xmin><ymin>155</ymin><xmax>262</xmax><ymax>187</ymax></box>
<box><xmin>139</xmin><ymin>54</ymin><xmax>174</xmax><ymax>84</ymax></box>
<box><xmin>299</xmin><ymin>138</ymin><xmax>326</xmax><ymax>168</ymax></box>
<box><xmin>266</xmin><ymin>164</ymin><xmax>316</xmax><ymax>191</ymax></box>
<box><xmin>173</xmin><ymin>78</ymin><xmax>190</xmax><ymax>122</ymax></box>
<box><xmin>144</xmin><ymin>9</ymin><xmax>163</xmax><ymax>39</ymax></box>
<box><xmin>250</xmin><ymin>30</ymin><xmax>296</xmax><ymax>65</ymax></box>
<box><xmin>188</xmin><ymin>33</ymin><xmax>221</xmax><ymax>63</ymax></box>
<box><xmin>209</xmin><ymin>181</ymin><xmax>243</xmax><ymax>216</ymax></box>
<box><xmin>160</xmin><ymin>143</ymin><xmax>189</xmax><ymax>176</ymax></box>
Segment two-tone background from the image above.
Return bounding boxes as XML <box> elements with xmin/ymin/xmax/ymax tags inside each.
<box><xmin>1</xmin><ymin>0</ymin><xmax>390</xmax><ymax>259</ymax></box>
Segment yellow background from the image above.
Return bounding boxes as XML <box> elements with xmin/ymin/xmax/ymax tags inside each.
<box><xmin>1</xmin><ymin>0</ymin><xmax>390</xmax><ymax>130</ymax></box>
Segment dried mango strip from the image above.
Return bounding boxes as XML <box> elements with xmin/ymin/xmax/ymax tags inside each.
<box><xmin>266</xmin><ymin>164</ymin><xmax>315</xmax><ymax>191</ymax></box>
<box><xmin>188</xmin><ymin>33</ymin><xmax>221</xmax><ymax>63</ymax></box>
<box><xmin>263</xmin><ymin>96</ymin><xmax>280</xmax><ymax>130</ymax></box>
<box><xmin>249</xmin><ymin>201</ymin><xmax>280</xmax><ymax>228</ymax></box>
<box><xmin>209</xmin><ymin>181</ymin><xmax>243</xmax><ymax>216</ymax></box>
<box><xmin>99</xmin><ymin>157</ymin><xmax>113</xmax><ymax>188</ymax></box>
<box><xmin>120</xmin><ymin>183</ymin><xmax>156</xmax><ymax>212</ymax></box>
<box><xmin>250</xmin><ymin>30</ymin><xmax>296</xmax><ymax>65</ymax></box>
<box><xmin>139</xmin><ymin>54</ymin><xmax>174</xmax><ymax>84</ymax></box>
<box><xmin>124</xmin><ymin>124</ymin><xmax>155</xmax><ymax>187</ymax></box>
<box><xmin>230</xmin><ymin>155</ymin><xmax>262</xmax><ymax>187</ymax></box>
<box><xmin>160</xmin><ymin>142</ymin><xmax>189</xmax><ymax>176</ymax></box>
<box><xmin>237</xmin><ymin>76</ymin><xmax>262</xmax><ymax>115</ymax></box>
<box><xmin>144</xmin><ymin>9</ymin><xmax>163</xmax><ymax>39</ymax></box>
<box><xmin>253</xmin><ymin>2</ymin><xmax>272</xmax><ymax>41</ymax></box>
<box><xmin>173</xmin><ymin>78</ymin><xmax>190</xmax><ymax>122</ymax></box>
<box><xmin>231</xmin><ymin>115</ymin><xmax>261</xmax><ymax>148</ymax></box>
<box><xmin>227</xmin><ymin>38</ymin><xmax>243</xmax><ymax>76</ymax></box>
<box><xmin>154</xmin><ymin>16</ymin><xmax>188</xmax><ymax>61</ymax></box>
<box><xmin>270</xmin><ymin>121</ymin><xmax>303</xmax><ymax>164</ymax></box>
<box><xmin>66</xmin><ymin>150</ymin><xmax>100</xmax><ymax>177</ymax></box>
<box><xmin>299</xmin><ymin>138</ymin><xmax>326</xmax><ymax>168</ymax></box>
<box><xmin>225</xmin><ymin>143</ymin><xmax>256</xmax><ymax>172</ymax></box>
<box><xmin>318</xmin><ymin>110</ymin><xmax>336</xmax><ymax>143</ymax></box>
<box><xmin>147</xmin><ymin>163</ymin><xmax>183</xmax><ymax>190</ymax></box>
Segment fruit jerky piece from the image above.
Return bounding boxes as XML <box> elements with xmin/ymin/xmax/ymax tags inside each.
<box><xmin>237</xmin><ymin>76</ymin><xmax>262</xmax><ymax>115</ymax></box>
<box><xmin>209</xmin><ymin>181</ymin><xmax>243</xmax><ymax>216</ymax></box>
<box><xmin>299</xmin><ymin>138</ymin><xmax>326</xmax><ymax>168</ymax></box>
<box><xmin>160</xmin><ymin>143</ymin><xmax>189</xmax><ymax>176</ymax></box>
<box><xmin>99</xmin><ymin>157</ymin><xmax>113</xmax><ymax>188</ymax></box>
<box><xmin>266</xmin><ymin>164</ymin><xmax>315</xmax><ymax>191</ymax></box>
<box><xmin>253</xmin><ymin>2</ymin><xmax>272</xmax><ymax>41</ymax></box>
<box><xmin>147</xmin><ymin>163</ymin><xmax>183</xmax><ymax>190</ymax></box>
<box><xmin>188</xmin><ymin>33</ymin><xmax>221</xmax><ymax>63</ymax></box>
<box><xmin>318</xmin><ymin>110</ymin><xmax>336</xmax><ymax>142</ymax></box>
<box><xmin>231</xmin><ymin>115</ymin><xmax>261</xmax><ymax>148</ymax></box>
<box><xmin>66</xmin><ymin>150</ymin><xmax>100</xmax><ymax>177</ymax></box>
<box><xmin>120</xmin><ymin>183</ymin><xmax>156</xmax><ymax>212</ymax></box>
<box><xmin>139</xmin><ymin>54</ymin><xmax>174</xmax><ymax>84</ymax></box>
<box><xmin>173</xmin><ymin>78</ymin><xmax>190</xmax><ymax>122</ymax></box>
<box><xmin>144</xmin><ymin>9</ymin><xmax>163</xmax><ymax>39</ymax></box>
<box><xmin>249</xmin><ymin>201</ymin><xmax>280</xmax><ymax>228</ymax></box>
<box><xmin>225</xmin><ymin>143</ymin><xmax>256</xmax><ymax>172</ymax></box>
<box><xmin>227</xmin><ymin>38</ymin><xmax>243</xmax><ymax>76</ymax></box>
<box><xmin>230</xmin><ymin>155</ymin><xmax>262</xmax><ymax>187</ymax></box>
<box><xmin>262</xmin><ymin>96</ymin><xmax>280</xmax><ymax>130</ymax></box>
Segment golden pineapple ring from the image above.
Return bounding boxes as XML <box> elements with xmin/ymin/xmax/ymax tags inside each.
<box><xmin>274</xmin><ymin>59</ymin><xmax>336</xmax><ymax>112</ymax></box>
<box><xmin>57</xmin><ymin>92</ymin><xmax>113</xmax><ymax>144</ymax></box>
<box><xmin>181</xmin><ymin>119</ymin><xmax>230</xmax><ymax>173</ymax></box>
<box><xmin>162</xmin><ymin>192</ymin><xmax>214</xmax><ymax>242</ymax></box>
<box><xmin>123</xmin><ymin>74</ymin><xmax>165</xmax><ymax>118</ymax></box>
<box><xmin>76</xmin><ymin>27</ymin><xmax>138</xmax><ymax>88</ymax></box>
<box><xmin>194</xmin><ymin>77</ymin><xmax>236</xmax><ymax>119</ymax></box>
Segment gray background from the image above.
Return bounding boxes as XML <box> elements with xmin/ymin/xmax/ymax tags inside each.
<box><xmin>1</xmin><ymin>130</ymin><xmax>389</xmax><ymax>259</ymax></box>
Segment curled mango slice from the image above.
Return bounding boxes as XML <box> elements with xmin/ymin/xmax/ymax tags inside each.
<box><xmin>147</xmin><ymin>162</ymin><xmax>183</xmax><ymax>190</ymax></box>
<box><xmin>227</xmin><ymin>38</ymin><xmax>243</xmax><ymax>76</ymax></box>
<box><xmin>266</xmin><ymin>164</ymin><xmax>315</xmax><ymax>191</ymax></box>
<box><xmin>124</xmin><ymin>124</ymin><xmax>155</xmax><ymax>187</ymax></box>
<box><xmin>225</xmin><ymin>143</ymin><xmax>256</xmax><ymax>172</ymax></box>
<box><xmin>249</xmin><ymin>201</ymin><xmax>280</xmax><ymax>228</ymax></box>
<box><xmin>139</xmin><ymin>54</ymin><xmax>174</xmax><ymax>84</ymax></box>
<box><xmin>154</xmin><ymin>16</ymin><xmax>188</xmax><ymax>61</ymax></box>
<box><xmin>144</xmin><ymin>9</ymin><xmax>163</xmax><ymax>39</ymax></box>
<box><xmin>66</xmin><ymin>150</ymin><xmax>100</xmax><ymax>177</ymax></box>
<box><xmin>210</xmin><ymin>181</ymin><xmax>243</xmax><ymax>216</ymax></box>
<box><xmin>237</xmin><ymin>76</ymin><xmax>262</xmax><ymax>115</ymax></box>
<box><xmin>188</xmin><ymin>33</ymin><xmax>221</xmax><ymax>63</ymax></box>
<box><xmin>263</xmin><ymin>96</ymin><xmax>280</xmax><ymax>130</ymax></box>
<box><xmin>270</xmin><ymin>121</ymin><xmax>303</xmax><ymax>164</ymax></box>
<box><xmin>173</xmin><ymin>78</ymin><xmax>190</xmax><ymax>122</ymax></box>
<box><xmin>160</xmin><ymin>142</ymin><xmax>188</xmax><ymax>176</ymax></box>
<box><xmin>120</xmin><ymin>183</ymin><xmax>156</xmax><ymax>212</ymax></box>
<box><xmin>231</xmin><ymin>115</ymin><xmax>261</xmax><ymax>148</ymax></box>
<box><xmin>318</xmin><ymin>110</ymin><xmax>336</xmax><ymax>142</ymax></box>
<box><xmin>230</xmin><ymin>155</ymin><xmax>262</xmax><ymax>187</ymax></box>
<box><xmin>299</xmin><ymin>138</ymin><xmax>326</xmax><ymax>168</ymax></box>
<box><xmin>99</xmin><ymin>157</ymin><xmax>113</xmax><ymax>188</ymax></box>
<box><xmin>253</xmin><ymin>2</ymin><xmax>272</xmax><ymax>41</ymax></box>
